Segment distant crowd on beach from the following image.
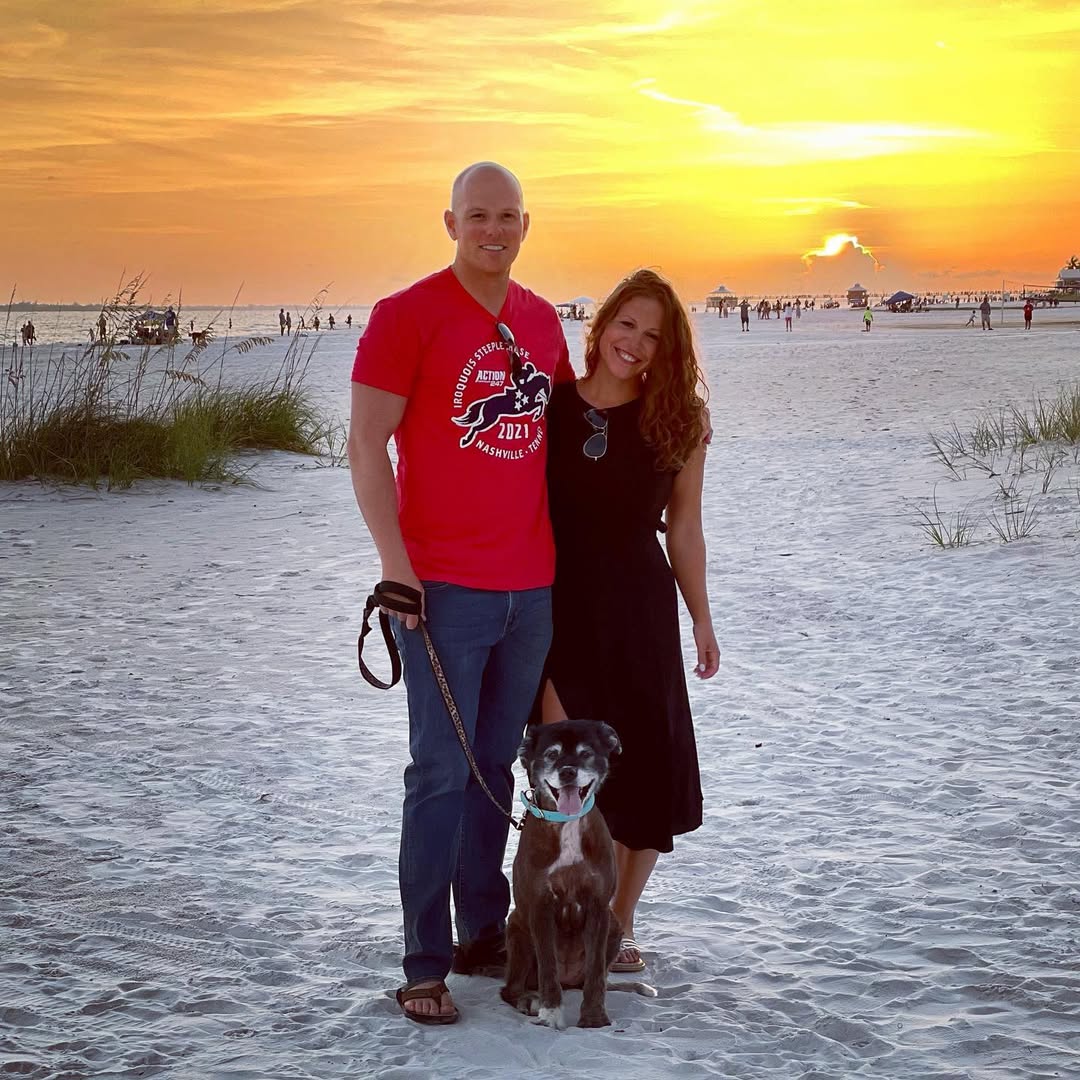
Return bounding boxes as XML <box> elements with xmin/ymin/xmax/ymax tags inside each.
<box><xmin>278</xmin><ymin>309</ymin><xmax>353</xmax><ymax>336</ymax></box>
<box><xmin>6</xmin><ymin>288</ymin><xmax>1065</xmax><ymax>352</ymax></box>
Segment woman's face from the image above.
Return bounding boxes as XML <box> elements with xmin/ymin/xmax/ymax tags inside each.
<box><xmin>597</xmin><ymin>295</ymin><xmax>664</xmax><ymax>383</ymax></box>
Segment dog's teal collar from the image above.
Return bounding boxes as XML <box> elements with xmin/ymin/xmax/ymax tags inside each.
<box><xmin>520</xmin><ymin>789</ymin><xmax>596</xmax><ymax>823</ymax></box>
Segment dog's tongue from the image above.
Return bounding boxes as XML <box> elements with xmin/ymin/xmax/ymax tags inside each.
<box><xmin>557</xmin><ymin>786</ymin><xmax>582</xmax><ymax>816</ymax></box>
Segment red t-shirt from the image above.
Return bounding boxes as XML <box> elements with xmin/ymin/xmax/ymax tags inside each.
<box><xmin>352</xmin><ymin>267</ymin><xmax>575</xmax><ymax>590</ymax></box>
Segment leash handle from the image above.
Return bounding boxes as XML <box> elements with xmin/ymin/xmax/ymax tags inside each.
<box><xmin>356</xmin><ymin>580</ymin><xmax>421</xmax><ymax>689</ymax></box>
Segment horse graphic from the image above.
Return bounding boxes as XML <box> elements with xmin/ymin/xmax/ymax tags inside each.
<box><xmin>451</xmin><ymin>361</ymin><xmax>551</xmax><ymax>448</ymax></box>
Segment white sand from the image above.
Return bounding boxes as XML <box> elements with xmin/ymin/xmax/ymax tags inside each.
<box><xmin>2</xmin><ymin>309</ymin><xmax>1079</xmax><ymax>1079</ymax></box>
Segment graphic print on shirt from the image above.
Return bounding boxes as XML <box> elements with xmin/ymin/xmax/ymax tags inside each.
<box><xmin>451</xmin><ymin>342</ymin><xmax>552</xmax><ymax>457</ymax></box>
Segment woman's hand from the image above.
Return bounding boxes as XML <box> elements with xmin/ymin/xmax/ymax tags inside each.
<box><xmin>692</xmin><ymin>622</ymin><xmax>721</xmax><ymax>679</ymax></box>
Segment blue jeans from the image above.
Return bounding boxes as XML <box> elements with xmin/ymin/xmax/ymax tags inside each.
<box><xmin>392</xmin><ymin>583</ymin><xmax>552</xmax><ymax>983</ymax></box>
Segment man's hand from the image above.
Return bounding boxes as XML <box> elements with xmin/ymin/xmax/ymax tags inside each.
<box><xmin>379</xmin><ymin>569</ymin><xmax>424</xmax><ymax>630</ymax></box>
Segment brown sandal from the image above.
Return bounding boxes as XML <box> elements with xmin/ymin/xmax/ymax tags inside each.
<box><xmin>396</xmin><ymin>979</ymin><xmax>460</xmax><ymax>1025</ymax></box>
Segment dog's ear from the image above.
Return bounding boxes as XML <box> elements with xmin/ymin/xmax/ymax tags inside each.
<box><xmin>518</xmin><ymin>725</ymin><xmax>539</xmax><ymax>768</ymax></box>
<box><xmin>596</xmin><ymin>722</ymin><xmax>621</xmax><ymax>757</ymax></box>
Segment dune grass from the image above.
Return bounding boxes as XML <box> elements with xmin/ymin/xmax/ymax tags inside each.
<box><xmin>929</xmin><ymin>383</ymin><xmax>1080</xmax><ymax>479</ymax></box>
<box><xmin>912</xmin><ymin>489</ymin><xmax>976</xmax><ymax>548</ymax></box>
<box><xmin>921</xmin><ymin>382</ymin><xmax>1080</xmax><ymax>546</ymax></box>
<box><xmin>1</xmin><ymin>278</ymin><xmax>332</xmax><ymax>488</ymax></box>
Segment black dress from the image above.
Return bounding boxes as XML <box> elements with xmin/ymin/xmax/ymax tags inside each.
<box><xmin>543</xmin><ymin>380</ymin><xmax>702</xmax><ymax>853</ymax></box>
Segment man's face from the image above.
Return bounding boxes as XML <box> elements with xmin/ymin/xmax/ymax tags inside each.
<box><xmin>445</xmin><ymin>168</ymin><xmax>529</xmax><ymax>278</ymax></box>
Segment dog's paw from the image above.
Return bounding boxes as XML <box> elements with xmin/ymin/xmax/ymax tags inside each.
<box><xmin>512</xmin><ymin>992</ymin><xmax>539</xmax><ymax>1016</ymax></box>
<box><xmin>533</xmin><ymin>1004</ymin><xmax>566</xmax><ymax>1029</ymax></box>
<box><xmin>578</xmin><ymin>1007</ymin><xmax>611</xmax><ymax>1028</ymax></box>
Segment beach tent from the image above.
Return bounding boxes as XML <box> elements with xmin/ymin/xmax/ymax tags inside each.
<box><xmin>128</xmin><ymin>308</ymin><xmax>180</xmax><ymax>345</ymax></box>
<box><xmin>885</xmin><ymin>290</ymin><xmax>917</xmax><ymax>312</ymax></box>
<box><xmin>556</xmin><ymin>297</ymin><xmax>593</xmax><ymax>320</ymax></box>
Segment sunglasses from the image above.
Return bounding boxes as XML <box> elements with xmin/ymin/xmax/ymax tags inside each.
<box><xmin>583</xmin><ymin>407</ymin><xmax>608</xmax><ymax>460</ymax></box>
<box><xmin>495</xmin><ymin>321</ymin><xmax>525</xmax><ymax>382</ymax></box>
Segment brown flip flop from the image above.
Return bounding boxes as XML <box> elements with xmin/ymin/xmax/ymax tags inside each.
<box><xmin>396</xmin><ymin>979</ymin><xmax>460</xmax><ymax>1025</ymax></box>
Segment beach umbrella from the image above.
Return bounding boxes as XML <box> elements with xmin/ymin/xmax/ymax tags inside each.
<box><xmin>885</xmin><ymin>290</ymin><xmax>916</xmax><ymax>305</ymax></box>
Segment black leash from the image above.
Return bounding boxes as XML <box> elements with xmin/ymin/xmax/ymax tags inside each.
<box><xmin>358</xmin><ymin>580</ymin><xmax>523</xmax><ymax>832</ymax></box>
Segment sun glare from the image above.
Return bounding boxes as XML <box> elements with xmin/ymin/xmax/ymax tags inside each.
<box><xmin>802</xmin><ymin>234</ymin><xmax>885</xmax><ymax>272</ymax></box>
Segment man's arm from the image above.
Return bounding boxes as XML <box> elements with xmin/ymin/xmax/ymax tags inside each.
<box><xmin>347</xmin><ymin>382</ymin><xmax>423</xmax><ymax>628</ymax></box>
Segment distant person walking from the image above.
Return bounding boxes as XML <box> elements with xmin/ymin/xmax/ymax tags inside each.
<box><xmin>783</xmin><ymin>301</ymin><xmax>793</xmax><ymax>331</ymax></box>
<box><xmin>279</xmin><ymin>308</ymin><xmax>287</xmax><ymax>336</ymax></box>
<box><xmin>328</xmin><ymin>313</ymin><xmax>336</xmax><ymax>330</ymax></box>
<box><xmin>286</xmin><ymin>312</ymin><xmax>292</xmax><ymax>333</ymax></box>
<box><xmin>97</xmin><ymin>314</ymin><xmax>107</xmax><ymax>342</ymax></box>
<box><xmin>862</xmin><ymin>307</ymin><xmax>873</xmax><ymax>332</ymax></box>
<box><xmin>979</xmin><ymin>296</ymin><xmax>993</xmax><ymax>330</ymax></box>
<box><xmin>346</xmin><ymin>314</ymin><xmax>352</xmax><ymax>328</ymax></box>
<box><xmin>965</xmin><ymin>310</ymin><xmax>977</xmax><ymax>327</ymax></box>
<box><xmin>739</xmin><ymin>299</ymin><xmax>750</xmax><ymax>331</ymax></box>
<box><xmin>1023</xmin><ymin>300</ymin><xmax>1033</xmax><ymax>330</ymax></box>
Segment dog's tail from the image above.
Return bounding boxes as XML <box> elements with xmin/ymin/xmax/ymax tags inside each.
<box><xmin>607</xmin><ymin>980</ymin><xmax>658</xmax><ymax>998</ymax></box>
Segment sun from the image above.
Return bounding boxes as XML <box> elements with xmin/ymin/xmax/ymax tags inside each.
<box><xmin>802</xmin><ymin>234</ymin><xmax>884</xmax><ymax>271</ymax></box>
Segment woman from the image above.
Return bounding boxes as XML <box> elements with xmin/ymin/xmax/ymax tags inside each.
<box><xmin>539</xmin><ymin>268</ymin><xmax>720</xmax><ymax>973</ymax></box>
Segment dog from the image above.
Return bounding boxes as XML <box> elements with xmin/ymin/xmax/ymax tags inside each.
<box><xmin>501</xmin><ymin>719</ymin><xmax>623</xmax><ymax>1029</ymax></box>
<box><xmin>190</xmin><ymin>330</ymin><xmax>210</xmax><ymax>346</ymax></box>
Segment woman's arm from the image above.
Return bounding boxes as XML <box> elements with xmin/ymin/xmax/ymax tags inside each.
<box><xmin>665</xmin><ymin>443</ymin><xmax>720</xmax><ymax>679</ymax></box>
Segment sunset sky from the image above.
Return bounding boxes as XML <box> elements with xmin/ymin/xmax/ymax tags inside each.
<box><xmin>3</xmin><ymin>0</ymin><xmax>1078</xmax><ymax>306</ymax></box>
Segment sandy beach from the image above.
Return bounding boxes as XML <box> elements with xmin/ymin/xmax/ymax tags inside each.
<box><xmin>3</xmin><ymin>307</ymin><xmax>1078</xmax><ymax>1079</ymax></box>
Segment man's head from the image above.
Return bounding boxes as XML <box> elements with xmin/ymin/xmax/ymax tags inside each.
<box><xmin>445</xmin><ymin>162</ymin><xmax>529</xmax><ymax>281</ymax></box>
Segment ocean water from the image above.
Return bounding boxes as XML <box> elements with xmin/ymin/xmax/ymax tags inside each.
<box><xmin>0</xmin><ymin>305</ymin><xmax>376</xmax><ymax>348</ymax></box>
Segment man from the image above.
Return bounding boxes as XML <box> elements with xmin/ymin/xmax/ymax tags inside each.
<box><xmin>980</xmin><ymin>295</ymin><xmax>993</xmax><ymax>330</ymax></box>
<box><xmin>863</xmin><ymin>306</ymin><xmax>873</xmax><ymax>332</ymax></box>
<box><xmin>279</xmin><ymin>308</ymin><xmax>287</xmax><ymax>336</ymax></box>
<box><xmin>348</xmin><ymin>162</ymin><xmax>573</xmax><ymax>1024</ymax></box>
<box><xmin>739</xmin><ymin>298</ymin><xmax>750</xmax><ymax>331</ymax></box>
<box><xmin>1023</xmin><ymin>299</ymin><xmax>1033</xmax><ymax>330</ymax></box>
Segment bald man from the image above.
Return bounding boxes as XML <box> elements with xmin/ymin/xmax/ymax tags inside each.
<box><xmin>349</xmin><ymin>163</ymin><xmax>574</xmax><ymax>1023</ymax></box>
